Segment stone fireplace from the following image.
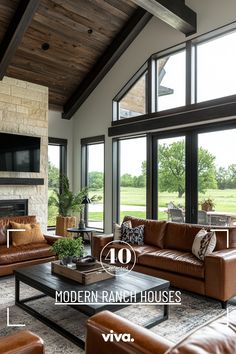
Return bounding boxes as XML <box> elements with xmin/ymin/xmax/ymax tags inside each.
<box><xmin>0</xmin><ymin>77</ymin><xmax>48</xmax><ymax>231</ymax></box>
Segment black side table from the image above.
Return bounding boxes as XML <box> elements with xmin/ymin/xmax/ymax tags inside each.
<box><xmin>67</xmin><ymin>227</ymin><xmax>97</xmax><ymax>243</ymax></box>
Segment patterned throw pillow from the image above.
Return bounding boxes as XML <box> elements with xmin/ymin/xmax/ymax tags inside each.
<box><xmin>0</xmin><ymin>225</ymin><xmax>7</xmax><ymax>245</ymax></box>
<box><xmin>192</xmin><ymin>228</ymin><xmax>216</xmax><ymax>261</ymax></box>
<box><xmin>121</xmin><ymin>224</ymin><xmax>145</xmax><ymax>245</ymax></box>
<box><xmin>113</xmin><ymin>220</ymin><xmax>132</xmax><ymax>241</ymax></box>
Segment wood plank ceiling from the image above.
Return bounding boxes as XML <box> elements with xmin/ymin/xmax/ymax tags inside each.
<box><xmin>0</xmin><ymin>0</ymin><xmax>138</xmax><ymax>110</ymax></box>
<box><xmin>0</xmin><ymin>1</ymin><xmax>196</xmax><ymax>118</ymax></box>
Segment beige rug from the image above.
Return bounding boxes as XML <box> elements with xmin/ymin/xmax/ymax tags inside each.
<box><xmin>0</xmin><ymin>275</ymin><xmax>235</xmax><ymax>353</ymax></box>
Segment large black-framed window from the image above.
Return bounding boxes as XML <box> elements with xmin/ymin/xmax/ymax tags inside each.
<box><xmin>111</xmin><ymin>23</ymin><xmax>236</xmax><ymax>136</ymax></box>
<box><xmin>113</xmin><ymin>121</ymin><xmax>236</xmax><ymax>227</ymax></box>
<box><xmin>81</xmin><ymin>135</ymin><xmax>105</xmax><ymax>231</ymax></box>
<box><xmin>113</xmin><ymin>135</ymin><xmax>147</xmax><ymax>225</ymax></box>
<box><xmin>148</xmin><ymin>121</ymin><xmax>236</xmax><ymax>226</ymax></box>
<box><xmin>48</xmin><ymin>137</ymin><xmax>67</xmax><ymax>228</ymax></box>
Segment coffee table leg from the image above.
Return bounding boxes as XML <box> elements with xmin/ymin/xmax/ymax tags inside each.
<box><xmin>15</xmin><ymin>276</ymin><xmax>20</xmax><ymax>304</ymax></box>
<box><xmin>144</xmin><ymin>304</ymin><xmax>169</xmax><ymax>329</ymax></box>
<box><xmin>14</xmin><ymin>276</ymin><xmax>85</xmax><ymax>349</ymax></box>
<box><xmin>164</xmin><ymin>304</ymin><xmax>169</xmax><ymax>319</ymax></box>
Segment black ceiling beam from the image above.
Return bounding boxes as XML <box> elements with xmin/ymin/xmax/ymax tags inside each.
<box><xmin>62</xmin><ymin>8</ymin><xmax>152</xmax><ymax>120</ymax></box>
<box><xmin>0</xmin><ymin>0</ymin><xmax>41</xmax><ymax>80</ymax></box>
<box><xmin>130</xmin><ymin>0</ymin><xmax>197</xmax><ymax>36</ymax></box>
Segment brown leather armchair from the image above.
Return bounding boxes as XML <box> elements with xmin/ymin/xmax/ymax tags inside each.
<box><xmin>0</xmin><ymin>330</ymin><xmax>44</xmax><ymax>354</ymax></box>
<box><xmin>86</xmin><ymin>310</ymin><xmax>236</xmax><ymax>354</ymax></box>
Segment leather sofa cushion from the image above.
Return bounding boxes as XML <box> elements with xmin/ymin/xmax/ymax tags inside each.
<box><xmin>165</xmin><ymin>222</ymin><xmax>236</xmax><ymax>252</ymax></box>
<box><xmin>0</xmin><ymin>243</ymin><xmax>54</xmax><ymax>265</ymax></box>
<box><xmin>123</xmin><ymin>216</ymin><xmax>167</xmax><ymax>248</ymax></box>
<box><xmin>102</xmin><ymin>243</ymin><xmax>159</xmax><ymax>263</ymax></box>
<box><xmin>168</xmin><ymin>310</ymin><xmax>236</xmax><ymax>354</ymax></box>
<box><xmin>165</xmin><ymin>223</ymin><xmax>205</xmax><ymax>252</ymax></box>
<box><xmin>138</xmin><ymin>249</ymin><xmax>204</xmax><ymax>279</ymax></box>
<box><xmin>0</xmin><ymin>215</ymin><xmax>37</xmax><ymax>227</ymax></box>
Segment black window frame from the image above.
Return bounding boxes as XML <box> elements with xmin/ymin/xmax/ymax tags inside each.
<box><xmin>81</xmin><ymin>135</ymin><xmax>105</xmax><ymax>232</ymax></box>
<box><xmin>113</xmin><ymin>62</ymin><xmax>148</xmax><ymax>121</ymax></box>
<box><xmin>112</xmin><ymin>134</ymin><xmax>148</xmax><ymax>225</ymax></box>
<box><xmin>111</xmin><ymin>22</ymin><xmax>236</xmax><ymax>227</ymax></box>
<box><xmin>111</xmin><ymin>22</ymin><xmax>236</xmax><ymax>136</ymax></box>
<box><xmin>48</xmin><ymin>137</ymin><xmax>67</xmax><ymax>229</ymax></box>
<box><xmin>150</xmin><ymin>120</ymin><xmax>236</xmax><ymax>224</ymax></box>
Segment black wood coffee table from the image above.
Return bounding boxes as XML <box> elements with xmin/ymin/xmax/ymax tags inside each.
<box><xmin>15</xmin><ymin>263</ymin><xmax>170</xmax><ymax>349</ymax></box>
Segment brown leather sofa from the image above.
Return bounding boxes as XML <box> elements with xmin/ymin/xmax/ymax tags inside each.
<box><xmin>85</xmin><ymin>309</ymin><xmax>236</xmax><ymax>354</ymax></box>
<box><xmin>92</xmin><ymin>216</ymin><xmax>236</xmax><ymax>306</ymax></box>
<box><xmin>0</xmin><ymin>330</ymin><xmax>44</xmax><ymax>354</ymax></box>
<box><xmin>0</xmin><ymin>215</ymin><xmax>60</xmax><ymax>276</ymax></box>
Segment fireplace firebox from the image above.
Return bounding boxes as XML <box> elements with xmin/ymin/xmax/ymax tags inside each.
<box><xmin>0</xmin><ymin>199</ymin><xmax>28</xmax><ymax>217</ymax></box>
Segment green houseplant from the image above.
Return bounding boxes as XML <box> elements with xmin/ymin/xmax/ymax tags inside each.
<box><xmin>52</xmin><ymin>237</ymin><xmax>84</xmax><ymax>265</ymax></box>
<box><xmin>49</xmin><ymin>175</ymin><xmax>99</xmax><ymax>236</ymax></box>
<box><xmin>200</xmin><ymin>198</ymin><xmax>215</xmax><ymax>212</ymax></box>
<box><xmin>49</xmin><ymin>175</ymin><xmax>88</xmax><ymax>216</ymax></box>
<box><xmin>49</xmin><ymin>175</ymin><xmax>88</xmax><ymax>236</ymax></box>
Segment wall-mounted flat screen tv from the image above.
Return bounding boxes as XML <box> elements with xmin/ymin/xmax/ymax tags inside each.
<box><xmin>0</xmin><ymin>133</ymin><xmax>40</xmax><ymax>172</ymax></box>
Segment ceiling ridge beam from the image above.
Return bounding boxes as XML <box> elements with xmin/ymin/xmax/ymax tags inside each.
<box><xmin>62</xmin><ymin>7</ymin><xmax>152</xmax><ymax>120</ymax></box>
<box><xmin>0</xmin><ymin>0</ymin><xmax>41</xmax><ymax>80</ymax></box>
<box><xmin>130</xmin><ymin>0</ymin><xmax>197</xmax><ymax>36</ymax></box>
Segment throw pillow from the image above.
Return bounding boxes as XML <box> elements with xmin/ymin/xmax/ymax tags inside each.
<box><xmin>121</xmin><ymin>224</ymin><xmax>145</xmax><ymax>246</ymax></box>
<box><xmin>30</xmin><ymin>223</ymin><xmax>45</xmax><ymax>243</ymax></box>
<box><xmin>10</xmin><ymin>222</ymin><xmax>32</xmax><ymax>246</ymax></box>
<box><xmin>113</xmin><ymin>220</ymin><xmax>132</xmax><ymax>241</ymax></box>
<box><xmin>0</xmin><ymin>225</ymin><xmax>7</xmax><ymax>245</ymax></box>
<box><xmin>10</xmin><ymin>222</ymin><xmax>45</xmax><ymax>246</ymax></box>
<box><xmin>192</xmin><ymin>228</ymin><xmax>216</xmax><ymax>261</ymax></box>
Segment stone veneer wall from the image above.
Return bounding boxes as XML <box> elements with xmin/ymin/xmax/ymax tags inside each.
<box><xmin>0</xmin><ymin>77</ymin><xmax>48</xmax><ymax>231</ymax></box>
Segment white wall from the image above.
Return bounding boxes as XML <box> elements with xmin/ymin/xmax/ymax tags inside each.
<box><xmin>72</xmin><ymin>0</ymin><xmax>236</xmax><ymax>232</ymax></box>
<box><xmin>48</xmin><ymin>110</ymin><xmax>74</xmax><ymax>185</ymax></box>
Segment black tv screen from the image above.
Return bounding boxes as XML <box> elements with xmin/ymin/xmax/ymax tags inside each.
<box><xmin>0</xmin><ymin>133</ymin><xmax>40</xmax><ymax>172</ymax></box>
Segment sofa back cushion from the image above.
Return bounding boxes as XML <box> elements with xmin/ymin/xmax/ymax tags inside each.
<box><xmin>0</xmin><ymin>215</ymin><xmax>36</xmax><ymax>227</ymax></box>
<box><xmin>165</xmin><ymin>222</ymin><xmax>236</xmax><ymax>252</ymax></box>
<box><xmin>123</xmin><ymin>216</ymin><xmax>167</xmax><ymax>248</ymax></box>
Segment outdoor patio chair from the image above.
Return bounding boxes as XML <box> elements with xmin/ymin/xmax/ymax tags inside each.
<box><xmin>169</xmin><ymin>208</ymin><xmax>184</xmax><ymax>223</ymax></box>
<box><xmin>198</xmin><ymin>210</ymin><xmax>209</xmax><ymax>225</ymax></box>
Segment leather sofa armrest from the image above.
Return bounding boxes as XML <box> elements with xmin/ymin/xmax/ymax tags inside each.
<box><xmin>205</xmin><ymin>248</ymin><xmax>236</xmax><ymax>301</ymax></box>
<box><xmin>92</xmin><ymin>234</ymin><xmax>113</xmax><ymax>259</ymax></box>
<box><xmin>43</xmin><ymin>234</ymin><xmax>63</xmax><ymax>245</ymax></box>
<box><xmin>86</xmin><ymin>311</ymin><xmax>171</xmax><ymax>354</ymax></box>
<box><xmin>0</xmin><ymin>330</ymin><xmax>44</xmax><ymax>354</ymax></box>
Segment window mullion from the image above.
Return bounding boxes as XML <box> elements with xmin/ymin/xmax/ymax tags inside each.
<box><xmin>147</xmin><ymin>56</ymin><xmax>156</xmax><ymax>114</ymax></box>
<box><xmin>186</xmin><ymin>41</ymin><xmax>192</xmax><ymax>106</ymax></box>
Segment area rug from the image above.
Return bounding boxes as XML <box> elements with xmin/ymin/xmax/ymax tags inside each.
<box><xmin>0</xmin><ymin>275</ymin><xmax>235</xmax><ymax>353</ymax></box>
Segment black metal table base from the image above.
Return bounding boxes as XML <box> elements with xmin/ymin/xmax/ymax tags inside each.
<box><xmin>15</xmin><ymin>276</ymin><xmax>169</xmax><ymax>348</ymax></box>
<box><xmin>144</xmin><ymin>304</ymin><xmax>169</xmax><ymax>329</ymax></box>
<box><xmin>15</xmin><ymin>277</ymin><xmax>85</xmax><ymax>349</ymax></box>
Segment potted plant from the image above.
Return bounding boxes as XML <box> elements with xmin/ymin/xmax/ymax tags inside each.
<box><xmin>52</xmin><ymin>237</ymin><xmax>84</xmax><ymax>265</ymax></box>
<box><xmin>48</xmin><ymin>175</ymin><xmax>88</xmax><ymax>236</ymax></box>
<box><xmin>200</xmin><ymin>198</ymin><xmax>215</xmax><ymax>212</ymax></box>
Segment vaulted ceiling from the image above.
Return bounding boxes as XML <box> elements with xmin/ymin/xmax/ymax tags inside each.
<box><xmin>0</xmin><ymin>0</ymin><xmax>196</xmax><ymax>119</ymax></box>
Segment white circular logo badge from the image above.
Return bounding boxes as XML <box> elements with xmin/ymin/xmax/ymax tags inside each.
<box><xmin>100</xmin><ymin>240</ymin><xmax>137</xmax><ymax>277</ymax></box>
